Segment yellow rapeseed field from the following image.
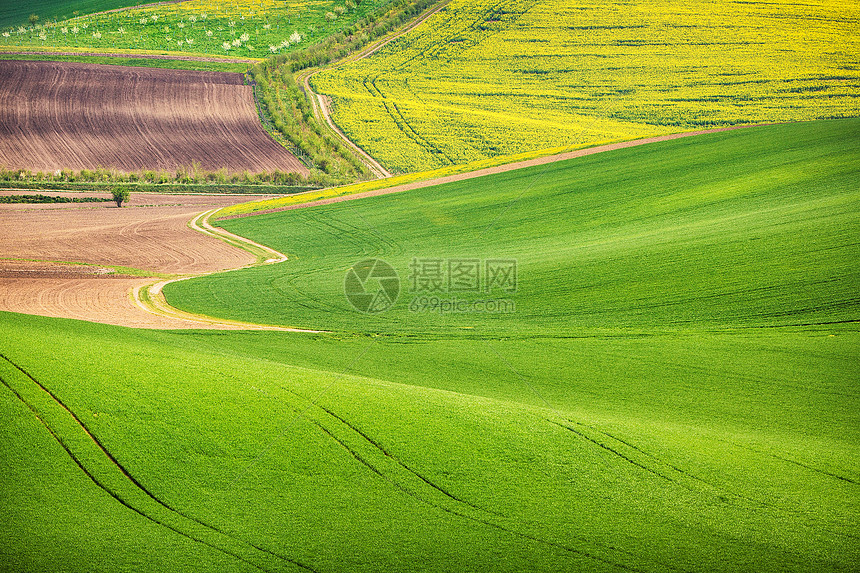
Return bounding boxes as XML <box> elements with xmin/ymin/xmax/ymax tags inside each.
<box><xmin>313</xmin><ymin>0</ymin><xmax>860</xmax><ymax>173</ymax></box>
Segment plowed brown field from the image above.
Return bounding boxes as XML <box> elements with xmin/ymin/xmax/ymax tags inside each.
<box><xmin>0</xmin><ymin>191</ymin><xmax>273</xmax><ymax>328</ymax></box>
<box><xmin>0</xmin><ymin>60</ymin><xmax>308</xmax><ymax>175</ymax></box>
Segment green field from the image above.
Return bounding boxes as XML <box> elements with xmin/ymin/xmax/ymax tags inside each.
<box><xmin>0</xmin><ymin>51</ymin><xmax>252</xmax><ymax>72</ymax></box>
<box><xmin>2</xmin><ymin>120</ymin><xmax>858</xmax><ymax>571</ymax></box>
<box><xmin>2</xmin><ymin>0</ymin><xmax>392</xmax><ymax>58</ymax></box>
<box><xmin>170</xmin><ymin>120</ymin><xmax>860</xmax><ymax>335</ymax></box>
<box><xmin>312</xmin><ymin>0</ymin><xmax>860</xmax><ymax>173</ymax></box>
<box><xmin>0</xmin><ymin>0</ymin><xmax>141</xmax><ymax>29</ymax></box>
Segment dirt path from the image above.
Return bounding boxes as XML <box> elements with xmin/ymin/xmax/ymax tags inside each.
<box><xmin>298</xmin><ymin>1</ymin><xmax>451</xmax><ymax>179</ymax></box>
<box><xmin>0</xmin><ymin>192</ymin><xmax>311</xmax><ymax>330</ymax></box>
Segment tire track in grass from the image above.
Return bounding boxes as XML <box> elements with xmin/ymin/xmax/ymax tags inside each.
<box><xmin>0</xmin><ymin>354</ymin><xmax>318</xmax><ymax>573</ymax></box>
<box><xmin>551</xmin><ymin>418</ymin><xmax>860</xmax><ymax>541</ymax></box>
<box><xmin>717</xmin><ymin>437</ymin><xmax>859</xmax><ymax>486</ymax></box>
<box><xmin>313</xmin><ymin>401</ymin><xmax>501</xmax><ymax>516</ymax></box>
<box><xmin>549</xmin><ymin>420</ymin><xmax>688</xmax><ymax>489</ymax></box>
<box><xmin>552</xmin><ymin>417</ymin><xmax>776</xmax><ymax>507</ymax></box>
<box><xmin>266</xmin><ymin>381</ymin><xmax>679</xmax><ymax>573</ymax></box>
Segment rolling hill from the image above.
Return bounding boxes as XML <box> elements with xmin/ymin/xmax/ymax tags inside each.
<box><xmin>1</xmin><ymin>119</ymin><xmax>856</xmax><ymax>572</ymax></box>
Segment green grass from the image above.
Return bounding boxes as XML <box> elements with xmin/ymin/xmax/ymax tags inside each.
<box><xmin>0</xmin><ymin>0</ymin><xmax>141</xmax><ymax>29</ymax></box>
<box><xmin>2</xmin><ymin>0</ymin><xmax>394</xmax><ymax>59</ymax></box>
<box><xmin>1</xmin><ymin>119</ymin><xmax>858</xmax><ymax>571</ymax></box>
<box><xmin>0</xmin><ymin>51</ymin><xmax>252</xmax><ymax>72</ymax></box>
<box><xmin>2</xmin><ymin>312</ymin><xmax>857</xmax><ymax>572</ymax></box>
<box><xmin>169</xmin><ymin>120</ymin><xmax>860</xmax><ymax>335</ymax></box>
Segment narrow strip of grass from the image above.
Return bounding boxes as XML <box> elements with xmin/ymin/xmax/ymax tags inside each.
<box><xmin>214</xmin><ymin>141</ymin><xmax>603</xmax><ymax>218</ymax></box>
<box><xmin>0</xmin><ymin>181</ymin><xmax>318</xmax><ymax>195</ymax></box>
<box><xmin>0</xmin><ymin>52</ymin><xmax>251</xmax><ymax>72</ymax></box>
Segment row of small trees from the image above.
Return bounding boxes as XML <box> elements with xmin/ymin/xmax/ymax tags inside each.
<box><xmin>249</xmin><ymin>0</ymin><xmax>445</xmax><ymax>181</ymax></box>
<box><xmin>0</xmin><ymin>167</ymin><xmax>334</xmax><ymax>187</ymax></box>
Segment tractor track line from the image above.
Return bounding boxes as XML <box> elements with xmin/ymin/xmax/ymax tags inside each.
<box><xmin>264</xmin><ymin>379</ymin><xmax>666</xmax><ymax>573</ymax></box>
<box><xmin>0</xmin><ymin>353</ymin><xmax>318</xmax><ymax>573</ymax></box>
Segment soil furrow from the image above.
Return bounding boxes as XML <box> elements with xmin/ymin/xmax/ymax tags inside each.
<box><xmin>0</xmin><ymin>60</ymin><xmax>306</xmax><ymax>174</ymax></box>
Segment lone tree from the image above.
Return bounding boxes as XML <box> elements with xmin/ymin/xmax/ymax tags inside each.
<box><xmin>29</xmin><ymin>14</ymin><xmax>39</xmax><ymax>25</ymax></box>
<box><xmin>111</xmin><ymin>186</ymin><xmax>130</xmax><ymax>207</ymax></box>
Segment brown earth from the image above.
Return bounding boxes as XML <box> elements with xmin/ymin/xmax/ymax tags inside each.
<box><xmin>0</xmin><ymin>60</ymin><xmax>308</xmax><ymax>175</ymax></box>
<box><xmin>0</xmin><ymin>191</ymin><xmax>272</xmax><ymax>328</ymax></box>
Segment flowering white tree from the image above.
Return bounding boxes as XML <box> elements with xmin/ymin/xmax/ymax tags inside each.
<box><xmin>289</xmin><ymin>31</ymin><xmax>301</xmax><ymax>43</ymax></box>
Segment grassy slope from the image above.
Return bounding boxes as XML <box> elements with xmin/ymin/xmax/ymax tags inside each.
<box><xmin>0</xmin><ymin>0</ymin><xmax>140</xmax><ymax>29</ymax></box>
<box><xmin>2</xmin><ymin>313</ymin><xmax>858</xmax><ymax>572</ymax></box>
<box><xmin>169</xmin><ymin>120</ymin><xmax>860</xmax><ymax>335</ymax></box>
<box><xmin>0</xmin><ymin>120</ymin><xmax>856</xmax><ymax>571</ymax></box>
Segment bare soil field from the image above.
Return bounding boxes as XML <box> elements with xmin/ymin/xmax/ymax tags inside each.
<box><xmin>0</xmin><ymin>60</ymin><xmax>307</xmax><ymax>175</ymax></box>
<box><xmin>0</xmin><ymin>191</ymin><xmax>272</xmax><ymax>328</ymax></box>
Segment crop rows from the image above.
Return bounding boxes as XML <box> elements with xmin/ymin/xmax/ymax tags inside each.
<box><xmin>313</xmin><ymin>0</ymin><xmax>860</xmax><ymax>173</ymax></box>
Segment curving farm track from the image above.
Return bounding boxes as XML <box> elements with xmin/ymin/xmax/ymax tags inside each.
<box><xmin>0</xmin><ymin>60</ymin><xmax>307</xmax><ymax>175</ymax></box>
<box><xmin>0</xmin><ymin>191</ymin><xmax>291</xmax><ymax>329</ymax></box>
<box><xmin>298</xmin><ymin>0</ymin><xmax>452</xmax><ymax>179</ymax></box>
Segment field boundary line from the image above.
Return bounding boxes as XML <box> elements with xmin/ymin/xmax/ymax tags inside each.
<box><xmin>0</xmin><ymin>49</ymin><xmax>260</xmax><ymax>64</ymax></box>
<box><xmin>223</xmin><ymin>124</ymin><xmax>769</xmax><ymax>219</ymax></box>
<box><xmin>131</xmin><ymin>209</ymin><xmax>320</xmax><ymax>332</ymax></box>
